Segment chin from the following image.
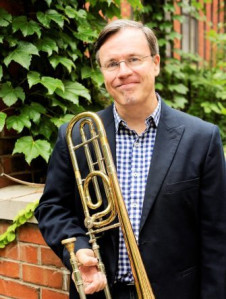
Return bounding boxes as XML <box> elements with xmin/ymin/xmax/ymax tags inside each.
<box><xmin>118</xmin><ymin>94</ymin><xmax>137</xmax><ymax>105</ymax></box>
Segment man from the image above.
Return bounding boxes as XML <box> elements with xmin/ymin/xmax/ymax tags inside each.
<box><xmin>35</xmin><ymin>19</ymin><xmax>226</xmax><ymax>299</ymax></box>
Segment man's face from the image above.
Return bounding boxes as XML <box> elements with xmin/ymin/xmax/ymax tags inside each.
<box><xmin>98</xmin><ymin>28</ymin><xmax>160</xmax><ymax>111</ymax></box>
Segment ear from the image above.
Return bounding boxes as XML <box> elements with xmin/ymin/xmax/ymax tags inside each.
<box><xmin>153</xmin><ymin>54</ymin><xmax>160</xmax><ymax>76</ymax></box>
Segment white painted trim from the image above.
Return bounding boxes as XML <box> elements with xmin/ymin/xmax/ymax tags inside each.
<box><xmin>0</xmin><ymin>185</ymin><xmax>43</xmax><ymax>223</ymax></box>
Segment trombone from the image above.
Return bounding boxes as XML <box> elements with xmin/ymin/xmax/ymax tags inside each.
<box><xmin>61</xmin><ymin>111</ymin><xmax>155</xmax><ymax>299</ymax></box>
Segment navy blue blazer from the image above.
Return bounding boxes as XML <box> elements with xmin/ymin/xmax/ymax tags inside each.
<box><xmin>35</xmin><ymin>100</ymin><xmax>226</xmax><ymax>299</ymax></box>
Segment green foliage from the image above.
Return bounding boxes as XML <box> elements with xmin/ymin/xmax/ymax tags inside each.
<box><xmin>0</xmin><ymin>200</ymin><xmax>39</xmax><ymax>248</ymax></box>
<box><xmin>0</xmin><ymin>0</ymin><xmax>122</xmax><ymax>165</ymax></box>
<box><xmin>138</xmin><ymin>0</ymin><xmax>226</xmax><ymax>146</ymax></box>
<box><xmin>0</xmin><ymin>0</ymin><xmax>225</xmax><ymax>169</ymax></box>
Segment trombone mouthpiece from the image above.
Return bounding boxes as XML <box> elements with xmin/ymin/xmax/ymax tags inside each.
<box><xmin>61</xmin><ymin>237</ymin><xmax>76</xmax><ymax>245</ymax></box>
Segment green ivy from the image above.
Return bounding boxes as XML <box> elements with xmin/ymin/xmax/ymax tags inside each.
<box><xmin>0</xmin><ymin>200</ymin><xmax>39</xmax><ymax>248</ymax></box>
<box><xmin>0</xmin><ymin>0</ymin><xmax>124</xmax><ymax>164</ymax></box>
<box><xmin>0</xmin><ymin>0</ymin><xmax>225</xmax><ymax>168</ymax></box>
<box><xmin>138</xmin><ymin>0</ymin><xmax>226</xmax><ymax>145</ymax></box>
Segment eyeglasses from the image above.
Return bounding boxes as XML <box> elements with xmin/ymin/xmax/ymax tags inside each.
<box><xmin>101</xmin><ymin>55</ymin><xmax>154</xmax><ymax>72</ymax></box>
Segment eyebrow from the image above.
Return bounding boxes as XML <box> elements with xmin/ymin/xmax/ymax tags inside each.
<box><xmin>104</xmin><ymin>53</ymin><xmax>144</xmax><ymax>62</ymax></box>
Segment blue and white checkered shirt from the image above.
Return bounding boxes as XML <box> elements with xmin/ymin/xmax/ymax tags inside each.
<box><xmin>113</xmin><ymin>97</ymin><xmax>161</xmax><ymax>282</ymax></box>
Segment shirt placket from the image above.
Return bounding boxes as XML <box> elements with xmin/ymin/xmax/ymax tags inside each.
<box><xmin>129</xmin><ymin>135</ymin><xmax>142</xmax><ymax>243</ymax></box>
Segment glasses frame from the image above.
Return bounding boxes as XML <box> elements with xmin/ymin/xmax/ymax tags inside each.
<box><xmin>101</xmin><ymin>55</ymin><xmax>155</xmax><ymax>72</ymax></box>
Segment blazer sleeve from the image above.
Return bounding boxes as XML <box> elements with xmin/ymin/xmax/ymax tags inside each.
<box><xmin>35</xmin><ymin>124</ymin><xmax>91</xmax><ymax>270</ymax></box>
<box><xmin>200</xmin><ymin>125</ymin><xmax>226</xmax><ymax>298</ymax></box>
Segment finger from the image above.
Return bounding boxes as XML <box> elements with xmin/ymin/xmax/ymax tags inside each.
<box><xmin>76</xmin><ymin>249</ymin><xmax>98</xmax><ymax>266</ymax></box>
<box><xmin>84</xmin><ymin>272</ymin><xmax>107</xmax><ymax>294</ymax></box>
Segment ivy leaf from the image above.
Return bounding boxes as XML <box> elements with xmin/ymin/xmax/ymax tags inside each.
<box><xmin>51</xmin><ymin>114</ymin><xmax>74</xmax><ymax>127</ymax></box>
<box><xmin>125</xmin><ymin>0</ymin><xmax>143</xmax><ymax>9</ymax></box>
<box><xmin>32</xmin><ymin>118</ymin><xmax>55</xmax><ymax>139</ymax></box>
<box><xmin>0</xmin><ymin>112</ymin><xmax>7</xmax><ymax>131</ymax></box>
<box><xmin>17</xmin><ymin>215</ymin><xmax>27</xmax><ymax>225</ymax></box>
<box><xmin>45</xmin><ymin>0</ymin><xmax>52</xmax><ymax>7</ymax></box>
<box><xmin>169</xmin><ymin>84</ymin><xmax>188</xmax><ymax>95</ymax></box>
<box><xmin>36</xmin><ymin>37</ymin><xmax>58</xmax><ymax>56</ymax></box>
<box><xmin>0</xmin><ymin>8</ymin><xmax>12</xmax><ymax>27</ymax></box>
<box><xmin>91</xmin><ymin>70</ymin><xmax>104</xmax><ymax>87</ymax></box>
<box><xmin>50</xmin><ymin>55</ymin><xmax>75</xmax><ymax>72</ymax></box>
<box><xmin>51</xmin><ymin>97</ymin><xmax>68</xmax><ymax>113</ymax></box>
<box><xmin>65</xmin><ymin>8</ymin><xmax>87</xmax><ymax>21</ymax></box>
<box><xmin>0</xmin><ymin>65</ymin><xmax>2</xmax><ymax>81</ymax></box>
<box><xmin>216</xmin><ymin>90</ymin><xmax>226</xmax><ymax>100</ymax></box>
<box><xmin>13</xmin><ymin>136</ymin><xmax>51</xmax><ymax>164</ymax></box>
<box><xmin>167</xmin><ymin>31</ymin><xmax>182</xmax><ymax>41</ymax></box>
<box><xmin>81</xmin><ymin>65</ymin><xmax>103</xmax><ymax>87</ymax></box>
<box><xmin>81</xmin><ymin>66</ymin><xmax>92</xmax><ymax>79</ymax></box>
<box><xmin>21</xmin><ymin>103</ymin><xmax>46</xmax><ymax>124</ymax></box>
<box><xmin>12</xmin><ymin>16</ymin><xmax>41</xmax><ymax>38</ymax></box>
<box><xmin>27</xmin><ymin>71</ymin><xmax>41</xmax><ymax>88</ymax></box>
<box><xmin>74</xmin><ymin>25</ymin><xmax>98</xmax><ymax>43</ymax></box>
<box><xmin>0</xmin><ymin>82</ymin><xmax>25</xmax><ymax>106</ymax></box>
<box><xmin>4</xmin><ymin>41</ymin><xmax>39</xmax><ymax>69</ymax></box>
<box><xmin>155</xmin><ymin>82</ymin><xmax>163</xmax><ymax>91</ymax></box>
<box><xmin>173</xmin><ymin>96</ymin><xmax>188</xmax><ymax>109</ymax></box>
<box><xmin>40</xmin><ymin>76</ymin><xmax>64</xmax><ymax>95</ymax></box>
<box><xmin>60</xmin><ymin>32</ymin><xmax>78</xmax><ymax>51</ymax></box>
<box><xmin>56</xmin><ymin>80</ymin><xmax>90</xmax><ymax>104</ymax></box>
<box><xmin>37</xmin><ymin>10</ymin><xmax>64</xmax><ymax>28</ymax></box>
<box><xmin>64</xmin><ymin>6</ymin><xmax>79</xmax><ymax>18</ymax></box>
<box><xmin>6</xmin><ymin>114</ymin><xmax>31</xmax><ymax>133</ymax></box>
<box><xmin>173</xmin><ymin>15</ymin><xmax>185</xmax><ymax>22</ymax></box>
<box><xmin>6</xmin><ymin>232</ymin><xmax>16</xmax><ymax>242</ymax></box>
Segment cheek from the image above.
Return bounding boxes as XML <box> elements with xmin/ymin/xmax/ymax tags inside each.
<box><xmin>104</xmin><ymin>77</ymin><xmax>115</xmax><ymax>93</ymax></box>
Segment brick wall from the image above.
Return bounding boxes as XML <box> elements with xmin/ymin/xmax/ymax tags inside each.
<box><xmin>0</xmin><ymin>220</ymin><xmax>70</xmax><ymax>299</ymax></box>
<box><xmin>173</xmin><ymin>0</ymin><xmax>225</xmax><ymax>62</ymax></box>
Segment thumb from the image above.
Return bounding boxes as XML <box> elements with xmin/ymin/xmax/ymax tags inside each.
<box><xmin>76</xmin><ymin>249</ymin><xmax>98</xmax><ymax>266</ymax></box>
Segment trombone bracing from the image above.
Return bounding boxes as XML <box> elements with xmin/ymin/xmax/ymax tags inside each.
<box><xmin>61</xmin><ymin>111</ymin><xmax>155</xmax><ymax>299</ymax></box>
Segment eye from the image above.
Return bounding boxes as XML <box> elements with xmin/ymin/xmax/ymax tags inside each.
<box><xmin>106</xmin><ymin>61</ymin><xmax>118</xmax><ymax>69</ymax></box>
<box><xmin>128</xmin><ymin>57</ymin><xmax>141</xmax><ymax>63</ymax></box>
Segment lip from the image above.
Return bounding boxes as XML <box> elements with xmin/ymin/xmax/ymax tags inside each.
<box><xmin>116</xmin><ymin>82</ymin><xmax>138</xmax><ymax>89</ymax></box>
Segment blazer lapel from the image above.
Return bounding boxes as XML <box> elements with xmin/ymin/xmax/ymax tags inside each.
<box><xmin>99</xmin><ymin>104</ymin><xmax>117</xmax><ymax>165</ymax></box>
<box><xmin>99</xmin><ymin>105</ymin><xmax>119</xmax><ymax>259</ymax></box>
<box><xmin>140</xmin><ymin>101</ymin><xmax>185</xmax><ymax>232</ymax></box>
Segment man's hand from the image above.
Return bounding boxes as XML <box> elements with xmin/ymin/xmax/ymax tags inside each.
<box><xmin>72</xmin><ymin>248</ymin><xmax>107</xmax><ymax>294</ymax></box>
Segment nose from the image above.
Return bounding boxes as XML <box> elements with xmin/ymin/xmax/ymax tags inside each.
<box><xmin>117</xmin><ymin>61</ymin><xmax>133</xmax><ymax>77</ymax></box>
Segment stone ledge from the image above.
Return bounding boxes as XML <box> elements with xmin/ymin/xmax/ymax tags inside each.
<box><xmin>0</xmin><ymin>185</ymin><xmax>43</xmax><ymax>224</ymax></box>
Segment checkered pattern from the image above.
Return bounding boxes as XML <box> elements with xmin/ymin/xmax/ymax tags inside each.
<box><xmin>113</xmin><ymin>98</ymin><xmax>161</xmax><ymax>282</ymax></box>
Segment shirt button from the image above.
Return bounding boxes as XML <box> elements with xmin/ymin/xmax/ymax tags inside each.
<box><xmin>134</xmin><ymin>142</ymin><xmax>139</xmax><ymax>147</ymax></box>
<box><xmin>133</xmin><ymin>172</ymin><xmax>138</xmax><ymax>177</ymax></box>
<box><xmin>132</xmin><ymin>203</ymin><xmax>137</xmax><ymax>208</ymax></box>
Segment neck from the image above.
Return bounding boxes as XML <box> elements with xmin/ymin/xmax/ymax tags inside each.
<box><xmin>115</xmin><ymin>95</ymin><xmax>158</xmax><ymax>135</ymax></box>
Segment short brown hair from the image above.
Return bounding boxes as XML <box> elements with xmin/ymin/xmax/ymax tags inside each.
<box><xmin>94</xmin><ymin>19</ymin><xmax>159</xmax><ymax>65</ymax></box>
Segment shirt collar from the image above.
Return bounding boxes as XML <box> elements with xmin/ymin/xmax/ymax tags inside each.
<box><xmin>113</xmin><ymin>93</ymin><xmax>161</xmax><ymax>133</ymax></box>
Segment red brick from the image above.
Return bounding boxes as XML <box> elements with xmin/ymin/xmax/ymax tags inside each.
<box><xmin>42</xmin><ymin>289</ymin><xmax>69</xmax><ymax>299</ymax></box>
<box><xmin>20</xmin><ymin>244</ymin><xmax>38</xmax><ymax>264</ymax></box>
<box><xmin>18</xmin><ymin>224</ymin><xmax>47</xmax><ymax>246</ymax></box>
<box><xmin>0</xmin><ymin>220</ymin><xmax>11</xmax><ymax>234</ymax></box>
<box><xmin>121</xmin><ymin>0</ymin><xmax>131</xmax><ymax>18</ymax></box>
<box><xmin>198</xmin><ymin>1</ymin><xmax>205</xmax><ymax>60</ymax></box>
<box><xmin>22</xmin><ymin>264</ymin><xmax>63</xmax><ymax>289</ymax></box>
<box><xmin>0</xmin><ymin>260</ymin><xmax>20</xmax><ymax>278</ymax></box>
<box><xmin>0</xmin><ymin>242</ymin><xmax>19</xmax><ymax>260</ymax></box>
<box><xmin>41</xmin><ymin>247</ymin><xmax>64</xmax><ymax>268</ymax></box>
<box><xmin>173</xmin><ymin>0</ymin><xmax>181</xmax><ymax>60</ymax></box>
<box><xmin>0</xmin><ymin>278</ymin><xmax>39</xmax><ymax>299</ymax></box>
<box><xmin>205</xmin><ymin>3</ymin><xmax>211</xmax><ymax>62</ymax></box>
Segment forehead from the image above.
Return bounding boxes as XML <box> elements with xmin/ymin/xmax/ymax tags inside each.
<box><xmin>99</xmin><ymin>28</ymin><xmax>150</xmax><ymax>61</ymax></box>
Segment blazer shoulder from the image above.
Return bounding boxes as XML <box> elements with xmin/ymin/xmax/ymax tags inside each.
<box><xmin>164</xmin><ymin>102</ymin><xmax>217</xmax><ymax>133</ymax></box>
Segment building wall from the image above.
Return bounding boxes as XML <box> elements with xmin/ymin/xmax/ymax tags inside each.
<box><xmin>173</xmin><ymin>0</ymin><xmax>225</xmax><ymax>63</ymax></box>
<box><xmin>0</xmin><ymin>220</ymin><xmax>70</xmax><ymax>299</ymax></box>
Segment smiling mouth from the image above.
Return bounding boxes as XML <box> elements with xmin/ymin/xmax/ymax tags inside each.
<box><xmin>117</xmin><ymin>82</ymin><xmax>138</xmax><ymax>89</ymax></box>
